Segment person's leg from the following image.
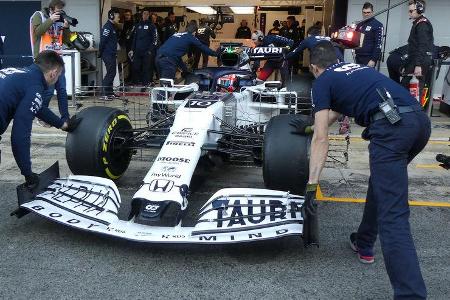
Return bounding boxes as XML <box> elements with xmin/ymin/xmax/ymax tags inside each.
<box><xmin>141</xmin><ymin>52</ymin><xmax>152</xmax><ymax>86</ymax></box>
<box><xmin>202</xmin><ymin>52</ymin><xmax>209</xmax><ymax>69</ymax></box>
<box><xmin>132</xmin><ymin>53</ymin><xmax>143</xmax><ymax>85</ymax></box>
<box><xmin>102</xmin><ymin>56</ymin><xmax>116</xmax><ymax>95</ymax></box>
<box><xmin>355</xmin><ymin>55</ymin><xmax>370</xmax><ymax>65</ymax></box>
<box><xmin>157</xmin><ymin>57</ymin><xmax>177</xmax><ymax>80</ymax></box>
<box><xmin>193</xmin><ymin>49</ymin><xmax>201</xmax><ymax>70</ymax></box>
<box><xmin>369</xmin><ymin>118</ymin><xmax>427</xmax><ymax>299</ymax></box>
<box><xmin>355</xmin><ymin>177</ymin><xmax>378</xmax><ymax>258</ymax></box>
<box><xmin>148</xmin><ymin>51</ymin><xmax>155</xmax><ymax>84</ymax></box>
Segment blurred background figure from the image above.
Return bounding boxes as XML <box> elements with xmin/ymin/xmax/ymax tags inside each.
<box><xmin>193</xmin><ymin>18</ymin><xmax>216</xmax><ymax>69</ymax></box>
<box><xmin>235</xmin><ymin>20</ymin><xmax>251</xmax><ymax>39</ymax></box>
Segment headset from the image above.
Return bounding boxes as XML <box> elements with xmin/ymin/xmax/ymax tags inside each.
<box><xmin>108</xmin><ymin>9</ymin><xmax>117</xmax><ymax>20</ymax></box>
<box><xmin>252</xmin><ymin>30</ymin><xmax>264</xmax><ymax>42</ymax></box>
<box><xmin>415</xmin><ymin>0</ymin><xmax>425</xmax><ymax>14</ymax></box>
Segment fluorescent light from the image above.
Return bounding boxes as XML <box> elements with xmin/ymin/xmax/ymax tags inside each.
<box><xmin>230</xmin><ymin>7</ymin><xmax>254</xmax><ymax>14</ymax></box>
<box><xmin>187</xmin><ymin>6</ymin><xmax>217</xmax><ymax>14</ymax></box>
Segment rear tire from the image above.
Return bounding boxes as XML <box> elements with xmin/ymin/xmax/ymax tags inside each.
<box><xmin>263</xmin><ymin>114</ymin><xmax>311</xmax><ymax>195</ymax></box>
<box><xmin>66</xmin><ymin>106</ymin><xmax>133</xmax><ymax>180</ymax></box>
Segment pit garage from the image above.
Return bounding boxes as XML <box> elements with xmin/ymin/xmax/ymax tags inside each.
<box><xmin>0</xmin><ymin>0</ymin><xmax>449</xmax><ymax>299</ymax></box>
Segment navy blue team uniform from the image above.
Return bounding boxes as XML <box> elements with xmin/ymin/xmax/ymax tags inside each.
<box><xmin>156</xmin><ymin>32</ymin><xmax>217</xmax><ymax>80</ymax></box>
<box><xmin>312</xmin><ymin>62</ymin><xmax>428</xmax><ymax>299</ymax></box>
<box><xmin>286</xmin><ymin>35</ymin><xmax>344</xmax><ymax>62</ymax></box>
<box><xmin>131</xmin><ymin>20</ymin><xmax>158</xmax><ymax>85</ymax></box>
<box><xmin>355</xmin><ymin>18</ymin><xmax>383</xmax><ymax>66</ymax></box>
<box><xmin>0</xmin><ymin>65</ymin><xmax>65</xmax><ymax>176</ymax></box>
<box><xmin>99</xmin><ymin>20</ymin><xmax>118</xmax><ymax>96</ymax></box>
<box><xmin>255</xmin><ymin>35</ymin><xmax>294</xmax><ymax>84</ymax></box>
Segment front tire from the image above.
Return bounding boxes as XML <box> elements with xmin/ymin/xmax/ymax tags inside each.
<box><xmin>263</xmin><ymin>114</ymin><xmax>311</xmax><ymax>195</ymax></box>
<box><xmin>66</xmin><ymin>106</ymin><xmax>133</xmax><ymax>180</ymax></box>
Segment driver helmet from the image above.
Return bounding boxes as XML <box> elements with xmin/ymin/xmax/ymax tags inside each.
<box><xmin>251</xmin><ymin>30</ymin><xmax>264</xmax><ymax>42</ymax></box>
<box><xmin>217</xmin><ymin>74</ymin><xmax>239</xmax><ymax>92</ymax></box>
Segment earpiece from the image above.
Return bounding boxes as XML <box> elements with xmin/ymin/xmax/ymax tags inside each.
<box><xmin>415</xmin><ymin>0</ymin><xmax>425</xmax><ymax>14</ymax></box>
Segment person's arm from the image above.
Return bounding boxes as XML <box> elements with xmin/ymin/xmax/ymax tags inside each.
<box><xmin>99</xmin><ymin>24</ymin><xmax>109</xmax><ymax>57</ymax></box>
<box><xmin>191</xmin><ymin>35</ymin><xmax>217</xmax><ymax>57</ymax></box>
<box><xmin>308</xmin><ymin>109</ymin><xmax>330</xmax><ymax>184</ymax></box>
<box><xmin>414</xmin><ymin>22</ymin><xmax>434</xmax><ymax>68</ymax></box>
<box><xmin>286</xmin><ymin>39</ymin><xmax>307</xmax><ymax>60</ymax></box>
<box><xmin>36</xmin><ymin>106</ymin><xmax>65</xmax><ymax>129</ymax></box>
<box><xmin>54</xmin><ymin>68</ymin><xmax>70</xmax><ymax>121</ymax></box>
<box><xmin>31</xmin><ymin>12</ymin><xmax>53</xmax><ymax>38</ymax></box>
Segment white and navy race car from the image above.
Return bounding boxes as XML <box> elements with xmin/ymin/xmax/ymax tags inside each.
<box><xmin>13</xmin><ymin>44</ymin><xmax>320</xmax><ymax>246</ymax></box>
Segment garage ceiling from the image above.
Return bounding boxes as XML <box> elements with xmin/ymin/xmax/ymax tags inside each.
<box><xmin>114</xmin><ymin>0</ymin><xmax>326</xmax><ymax>7</ymax></box>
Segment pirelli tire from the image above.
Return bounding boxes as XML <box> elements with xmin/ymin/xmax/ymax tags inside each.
<box><xmin>66</xmin><ymin>106</ymin><xmax>133</xmax><ymax>180</ymax></box>
<box><xmin>263</xmin><ymin>114</ymin><xmax>311</xmax><ymax>196</ymax></box>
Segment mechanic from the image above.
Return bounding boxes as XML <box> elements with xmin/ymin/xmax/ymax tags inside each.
<box><xmin>235</xmin><ymin>20</ymin><xmax>252</xmax><ymax>39</ymax></box>
<box><xmin>251</xmin><ymin>30</ymin><xmax>293</xmax><ymax>86</ymax></box>
<box><xmin>161</xmin><ymin>12</ymin><xmax>177</xmax><ymax>43</ymax></box>
<box><xmin>299</xmin><ymin>19</ymin><xmax>306</xmax><ymax>42</ymax></box>
<box><xmin>193</xmin><ymin>18</ymin><xmax>216</xmax><ymax>69</ymax></box>
<box><xmin>156</xmin><ymin>20</ymin><xmax>217</xmax><ymax>80</ymax></box>
<box><xmin>0</xmin><ymin>51</ymin><xmax>80</xmax><ymax>189</ymax></box>
<box><xmin>99</xmin><ymin>8</ymin><xmax>121</xmax><ymax>100</ymax></box>
<box><xmin>290</xmin><ymin>41</ymin><xmax>429</xmax><ymax>299</ymax></box>
<box><xmin>286</xmin><ymin>26</ymin><xmax>344</xmax><ymax>63</ymax></box>
<box><xmin>400</xmin><ymin>0</ymin><xmax>434</xmax><ymax>98</ymax></box>
<box><xmin>267</xmin><ymin>20</ymin><xmax>281</xmax><ymax>36</ymax></box>
<box><xmin>355</xmin><ymin>2</ymin><xmax>383</xmax><ymax>67</ymax></box>
<box><xmin>284</xmin><ymin>16</ymin><xmax>300</xmax><ymax>74</ymax></box>
<box><xmin>119</xmin><ymin>10</ymin><xmax>136</xmax><ymax>83</ymax></box>
<box><xmin>129</xmin><ymin>8</ymin><xmax>158</xmax><ymax>87</ymax></box>
<box><xmin>30</xmin><ymin>0</ymin><xmax>72</xmax><ymax>126</ymax></box>
<box><xmin>387</xmin><ymin>44</ymin><xmax>448</xmax><ymax>84</ymax></box>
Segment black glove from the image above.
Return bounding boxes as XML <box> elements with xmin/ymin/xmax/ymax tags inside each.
<box><xmin>302</xmin><ymin>183</ymin><xmax>319</xmax><ymax>247</ymax></box>
<box><xmin>25</xmin><ymin>173</ymin><xmax>40</xmax><ymax>191</ymax></box>
<box><xmin>63</xmin><ymin>115</ymin><xmax>82</xmax><ymax>132</ymax></box>
<box><xmin>290</xmin><ymin>117</ymin><xmax>313</xmax><ymax>135</ymax></box>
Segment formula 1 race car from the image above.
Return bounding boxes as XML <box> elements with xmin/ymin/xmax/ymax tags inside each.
<box><xmin>13</xmin><ymin>45</ymin><xmax>322</xmax><ymax>246</ymax></box>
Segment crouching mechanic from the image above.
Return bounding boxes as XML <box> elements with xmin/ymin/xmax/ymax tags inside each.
<box><xmin>290</xmin><ymin>42</ymin><xmax>429</xmax><ymax>299</ymax></box>
<box><xmin>156</xmin><ymin>20</ymin><xmax>217</xmax><ymax>80</ymax></box>
<box><xmin>0</xmin><ymin>51</ymin><xmax>81</xmax><ymax>190</ymax></box>
<box><xmin>251</xmin><ymin>30</ymin><xmax>293</xmax><ymax>85</ymax></box>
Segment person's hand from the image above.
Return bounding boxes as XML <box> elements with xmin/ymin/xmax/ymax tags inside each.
<box><xmin>62</xmin><ymin>115</ymin><xmax>82</xmax><ymax>132</ymax></box>
<box><xmin>367</xmin><ymin>60</ymin><xmax>376</xmax><ymax>67</ymax></box>
<box><xmin>128</xmin><ymin>51</ymin><xmax>134</xmax><ymax>59</ymax></box>
<box><xmin>290</xmin><ymin>117</ymin><xmax>313</xmax><ymax>135</ymax></box>
<box><xmin>414</xmin><ymin>66</ymin><xmax>422</xmax><ymax>77</ymax></box>
<box><xmin>49</xmin><ymin>11</ymin><xmax>61</xmax><ymax>23</ymax></box>
<box><xmin>25</xmin><ymin>173</ymin><xmax>40</xmax><ymax>191</ymax></box>
<box><xmin>63</xmin><ymin>19</ymin><xmax>70</xmax><ymax>28</ymax></box>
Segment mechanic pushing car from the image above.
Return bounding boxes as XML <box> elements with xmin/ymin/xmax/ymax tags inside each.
<box><xmin>0</xmin><ymin>51</ymin><xmax>80</xmax><ymax>190</ymax></box>
<box><xmin>251</xmin><ymin>30</ymin><xmax>293</xmax><ymax>86</ymax></box>
<box><xmin>286</xmin><ymin>26</ymin><xmax>344</xmax><ymax>63</ymax></box>
<box><xmin>290</xmin><ymin>41</ymin><xmax>429</xmax><ymax>299</ymax></box>
<box><xmin>155</xmin><ymin>20</ymin><xmax>217</xmax><ymax>80</ymax></box>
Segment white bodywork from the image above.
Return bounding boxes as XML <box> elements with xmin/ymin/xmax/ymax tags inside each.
<box><xmin>20</xmin><ymin>81</ymin><xmax>306</xmax><ymax>244</ymax></box>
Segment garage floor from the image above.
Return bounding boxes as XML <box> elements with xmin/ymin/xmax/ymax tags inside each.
<box><xmin>0</xmin><ymin>96</ymin><xmax>449</xmax><ymax>299</ymax></box>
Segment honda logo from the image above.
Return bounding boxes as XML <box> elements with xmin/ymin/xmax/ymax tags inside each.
<box><xmin>149</xmin><ymin>179</ymin><xmax>174</xmax><ymax>192</ymax></box>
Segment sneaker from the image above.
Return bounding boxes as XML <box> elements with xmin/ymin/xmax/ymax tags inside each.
<box><xmin>350</xmin><ymin>232</ymin><xmax>375</xmax><ymax>264</ymax></box>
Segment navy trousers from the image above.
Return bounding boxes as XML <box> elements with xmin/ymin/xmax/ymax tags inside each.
<box><xmin>156</xmin><ymin>56</ymin><xmax>178</xmax><ymax>80</ymax></box>
<box><xmin>42</xmin><ymin>68</ymin><xmax>69</xmax><ymax>121</ymax></box>
<box><xmin>102</xmin><ymin>55</ymin><xmax>116</xmax><ymax>95</ymax></box>
<box><xmin>132</xmin><ymin>51</ymin><xmax>154</xmax><ymax>85</ymax></box>
<box><xmin>355</xmin><ymin>55</ymin><xmax>375</xmax><ymax>66</ymax></box>
<box><xmin>357</xmin><ymin>110</ymin><xmax>430</xmax><ymax>299</ymax></box>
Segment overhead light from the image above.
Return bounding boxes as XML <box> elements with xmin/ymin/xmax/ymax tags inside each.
<box><xmin>187</xmin><ymin>6</ymin><xmax>217</xmax><ymax>15</ymax></box>
<box><xmin>230</xmin><ymin>7</ymin><xmax>255</xmax><ymax>14</ymax></box>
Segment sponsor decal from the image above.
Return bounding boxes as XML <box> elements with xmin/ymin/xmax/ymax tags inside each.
<box><xmin>334</xmin><ymin>63</ymin><xmax>367</xmax><ymax>75</ymax></box>
<box><xmin>161</xmin><ymin>166</ymin><xmax>177</xmax><ymax>172</ymax></box>
<box><xmin>185</xmin><ymin>100</ymin><xmax>217</xmax><ymax>108</ymax></box>
<box><xmin>28</xmin><ymin>205</ymin><xmax>104</xmax><ymax>229</ymax></box>
<box><xmin>171</xmin><ymin>128</ymin><xmax>200</xmax><ymax>138</ymax></box>
<box><xmin>144</xmin><ymin>204</ymin><xmax>160</xmax><ymax>212</ymax></box>
<box><xmin>198</xmin><ymin>229</ymin><xmax>290</xmax><ymax>241</ymax></box>
<box><xmin>165</xmin><ymin>141</ymin><xmax>196</xmax><ymax>147</ymax></box>
<box><xmin>156</xmin><ymin>157</ymin><xmax>190</xmax><ymax>164</ymax></box>
<box><xmin>30</xmin><ymin>93</ymin><xmax>43</xmax><ymax>114</ymax></box>
<box><xmin>246</xmin><ymin>47</ymin><xmax>283</xmax><ymax>55</ymax></box>
<box><xmin>151</xmin><ymin>172</ymin><xmax>181</xmax><ymax>179</ymax></box>
<box><xmin>215</xmin><ymin>200</ymin><xmax>297</xmax><ymax>228</ymax></box>
<box><xmin>149</xmin><ymin>179</ymin><xmax>174</xmax><ymax>192</ymax></box>
<box><xmin>162</xmin><ymin>234</ymin><xmax>186</xmax><ymax>239</ymax></box>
